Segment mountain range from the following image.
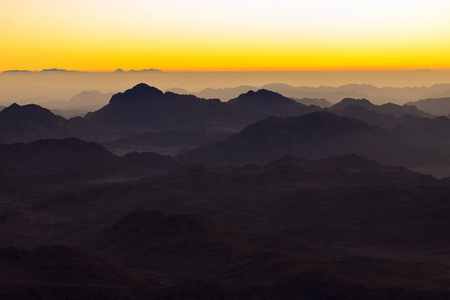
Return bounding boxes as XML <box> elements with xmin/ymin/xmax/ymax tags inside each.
<box><xmin>1</xmin><ymin>129</ymin><xmax>449</xmax><ymax>299</ymax></box>
<box><xmin>406</xmin><ymin>97</ymin><xmax>450</xmax><ymax>115</ymax></box>
<box><xmin>180</xmin><ymin>83</ymin><xmax>450</xmax><ymax>104</ymax></box>
<box><xmin>2</xmin><ymin>83</ymin><xmax>450</xmax><ymax>177</ymax></box>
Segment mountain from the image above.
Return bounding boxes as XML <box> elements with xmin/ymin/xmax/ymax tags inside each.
<box><xmin>84</xmin><ymin>83</ymin><xmax>320</xmax><ymax>129</ymax></box>
<box><xmin>330</xmin><ymin>98</ymin><xmax>432</xmax><ymax>118</ymax></box>
<box><xmin>0</xmin><ymin>138</ymin><xmax>182</xmax><ymax>184</ymax></box>
<box><xmin>179</xmin><ymin>111</ymin><xmax>450</xmax><ymax>169</ymax></box>
<box><xmin>259</xmin><ymin>83</ymin><xmax>450</xmax><ymax>104</ymax></box>
<box><xmin>40</xmin><ymin>90</ymin><xmax>114</xmax><ymax>110</ymax></box>
<box><xmin>0</xmin><ymin>103</ymin><xmax>75</xmax><ymax>143</ymax></box>
<box><xmin>35</xmin><ymin>154</ymin><xmax>448</xmax><ymax>248</ymax></box>
<box><xmin>0</xmin><ymin>106</ymin><xmax>4</xmax><ymax>111</ymax></box>
<box><xmin>179</xmin><ymin>112</ymin><xmax>386</xmax><ymax>165</ymax></box>
<box><xmin>84</xmin><ymin>83</ymin><xmax>229</xmax><ymax>128</ymax></box>
<box><xmin>195</xmin><ymin>85</ymin><xmax>258</xmax><ymax>101</ymax></box>
<box><xmin>406</xmin><ymin>97</ymin><xmax>450</xmax><ymax>116</ymax></box>
<box><xmin>292</xmin><ymin>98</ymin><xmax>333</xmax><ymax>108</ymax></box>
<box><xmin>326</xmin><ymin>98</ymin><xmax>435</xmax><ymax>128</ymax></box>
<box><xmin>165</xmin><ymin>87</ymin><xmax>189</xmax><ymax>94</ymax></box>
<box><xmin>2</xmin><ymin>151</ymin><xmax>450</xmax><ymax>298</ymax></box>
<box><xmin>227</xmin><ymin>89</ymin><xmax>320</xmax><ymax>120</ymax></box>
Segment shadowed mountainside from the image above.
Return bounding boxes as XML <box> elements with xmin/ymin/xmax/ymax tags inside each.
<box><xmin>406</xmin><ymin>97</ymin><xmax>450</xmax><ymax>116</ymax></box>
<box><xmin>0</xmin><ymin>138</ymin><xmax>182</xmax><ymax>185</ymax></box>
<box><xmin>330</xmin><ymin>98</ymin><xmax>432</xmax><ymax>118</ymax></box>
<box><xmin>179</xmin><ymin>111</ymin><xmax>450</xmax><ymax>169</ymax></box>
<box><xmin>0</xmin><ymin>104</ymin><xmax>76</xmax><ymax>143</ymax></box>
<box><xmin>84</xmin><ymin>84</ymin><xmax>320</xmax><ymax>130</ymax></box>
<box><xmin>1</xmin><ymin>149</ymin><xmax>450</xmax><ymax>299</ymax></box>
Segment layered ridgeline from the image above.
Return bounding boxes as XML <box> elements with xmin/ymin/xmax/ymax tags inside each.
<box><xmin>84</xmin><ymin>83</ymin><xmax>321</xmax><ymax>128</ymax></box>
<box><xmin>406</xmin><ymin>97</ymin><xmax>450</xmax><ymax>116</ymax></box>
<box><xmin>189</xmin><ymin>82</ymin><xmax>450</xmax><ymax>103</ymax></box>
<box><xmin>0</xmin><ymin>138</ymin><xmax>181</xmax><ymax>185</ymax></box>
<box><xmin>179</xmin><ymin>111</ymin><xmax>450</xmax><ymax>168</ymax></box>
<box><xmin>1</xmin><ymin>149</ymin><xmax>450</xmax><ymax>298</ymax></box>
<box><xmin>2</xmin><ymin>83</ymin><xmax>450</xmax><ymax>175</ymax></box>
<box><xmin>0</xmin><ymin>83</ymin><xmax>439</xmax><ymax>144</ymax></box>
<box><xmin>0</xmin><ymin>83</ymin><xmax>321</xmax><ymax>141</ymax></box>
<box><xmin>0</xmin><ymin>104</ymin><xmax>76</xmax><ymax>144</ymax></box>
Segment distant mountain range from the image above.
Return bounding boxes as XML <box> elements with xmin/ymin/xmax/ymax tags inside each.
<box><xmin>1</xmin><ymin>68</ymin><xmax>161</xmax><ymax>74</ymax></box>
<box><xmin>84</xmin><ymin>84</ymin><xmax>320</xmax><ymax>129</ymax></box>
<box><xmin>183</xmin><ymin>83</ymin><xmax>450</xmax><ymax>104</ymax></box>
<box><xmin>21</xmin><ymin>90</ymin><xmax>115</xmax><ymax>111</ymax></box>
<box><xmin>2</xmin><ymin>83</ymin><xmax>450</xmax><ymax>176</ymax></box>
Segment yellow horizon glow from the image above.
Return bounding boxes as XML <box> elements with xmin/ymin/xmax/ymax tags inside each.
<box><xmin>1</xmin><ymin>0</ymin><xmax>450</xmax><ymax>72</ymax></box>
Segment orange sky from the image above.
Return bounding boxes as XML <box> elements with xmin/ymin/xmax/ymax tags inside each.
<box><xmin>1</xmin><ymin>0</ymin><xmax>450</xmax><ymax>72</ymax></box>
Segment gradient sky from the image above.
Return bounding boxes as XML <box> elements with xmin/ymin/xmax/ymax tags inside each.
<box><xmin>1</xmin><ymin>0</ymin><xmax>450</xmax><ymax>71</ymax></box>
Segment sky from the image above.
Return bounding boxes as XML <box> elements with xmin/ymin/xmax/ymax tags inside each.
<box><xmin>1</xmin><ymin>0</ymin><xmax>450</xmax><ymax>71</ymax></box>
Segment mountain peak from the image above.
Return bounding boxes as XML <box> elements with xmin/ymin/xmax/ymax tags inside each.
<box><xmin>229</xmin><ymin>89</ymin><xmax>296</xmax><ymax>105</ymax></box>
<box><xmin>332</xmin><ymin>98</ymin><xmax>374</xmax><ymax>110</ymax></box>
<box><xmin>129</xmin><ymin>83</ymin><xmax>163</xmax><ymax>94</ymax></box>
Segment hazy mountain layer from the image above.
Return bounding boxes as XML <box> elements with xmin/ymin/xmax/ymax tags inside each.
<box><xmin>406</xmin><ymin>97</ymin><xmax>450</xmax><ymax>116</ymax></box>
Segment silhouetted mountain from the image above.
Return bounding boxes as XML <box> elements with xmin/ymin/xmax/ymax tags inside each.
<box><xmin>180</xmin><ymin>111</ymin><xmax>450</xmax><ymax>169</ymax></box>
<box><xmin>1</xmin><ymin>70</ymin><xmax>31</xmax><ymax>73</ymax></box>
<box><xmin>406</xmin><ymin>97</ymin><xmax>450</xmax><ymax>116</ymax></box>
<box><xmin>165</xmin><ymin>87</ymin><xmax>189</xmax><ymax>94</ymax></box>
<box><xmin>259</xmin><ymin>83</ymin><xmax>450</xmax><ymax>104</ymax></box>
<box><xmin>180</xmin><ymin>112</ymin><xmax>385</xmax><ymax>164</ymax></box>
<box><xmin>227</xmin><ymin>89</ymin><xmax>320</xmax><ymax>121</ymax></box>
<box><xmin>84</xmin><ymin>83</ymin><xmax>320</xmax><ymax>129</ymax></box>
<box><xmin>49</xmin><ymin>108</ymin><xmax>89</xmax><ymax>118</ymax></box>
<box><xmin>331</xmin><ymin>98</ymin><xmax>432</xmax><ymax>118</ymax></box>
<box><xmin>84</xmin><ymin>83</ymin><xmax>227</xmax><ymax>128</ymax></box>
<box><xmin>0</xmin><ymin>106</ymin><xmax>4</xmax><ymax>111</ymax></box>
<box><xmin>0</xmin><ymin>103</ymin><xmax>75</xmax><ymax>143</ymax></box>
<box><xmin>0</xmin><ymin>138</ymin><xmax>181</xmax><ymax>184</ymax></box>
<box><xmin>129</xmin><ymin>68</ymin><xmax>162</xmax><ymax>72</ymax></box>
<box><xmin>39</xmin><ymin>68</ymin><xmax>82</xmax><ymax>73</ymax></box>
<box><xmin>328</xmin><ymin>103</ymin><xmax>400</xmax><ymax>128</ymax></box>
<box><xmin>40</xmin><ymin>90</ymin><xmax>114</xmax><ymax>111</ymax></box>
<box><xmin>195</xmin><ymin>85</ymin><xmax>258</xmax><ymax>101</ymax></box>
<box><xmin>292</xmin><ymin>97</ymin><xmax>332</xmax><ymax>108</ymax></box>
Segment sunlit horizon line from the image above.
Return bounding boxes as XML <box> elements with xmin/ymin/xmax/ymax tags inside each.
<box><xmin>3</xmin><ymin>67</ymin><xmax>450</xmax><ymax>73</ymax></box>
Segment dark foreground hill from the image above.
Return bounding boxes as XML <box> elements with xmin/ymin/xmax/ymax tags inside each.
<box><xmin>1</xmin><ymin>151</ymin><xmax>450</xmax><ymax>299</ymax></box>
<box><xmin>24</xmin><ymin>154</ymin><xmax>446</xmax><ymax>248</ymax></box>
<box><xmin>3</xmin><ymin>212</ymin><xmax>450</xmax><ymax>299</ymax></box>
<box><xmin>0</xmin><ymin>138</ymin><xmax>182</xmax><ymax>186</ymax></box>
<box><xmin>0</xmin><ymin>103</ymin><xmax>76</xmax><ymax>143</ymax></box>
